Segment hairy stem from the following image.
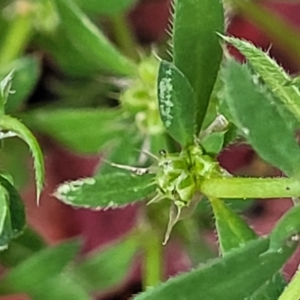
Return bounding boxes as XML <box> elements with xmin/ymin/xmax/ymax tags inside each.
<box><xmin>201</xmin><ymin>177</ymin><xmax>300</xmax><ymax>199</ymax></box>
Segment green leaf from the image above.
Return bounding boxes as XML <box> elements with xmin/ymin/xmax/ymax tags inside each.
<box><xmin>0</xmin><ymin>115</ymin><xmax>44</xmax><ymax>202</ymax></box>
<box><xmin>157</xmin><ymin>60</ymin><xmax>196</xmax><ymax>146</ymax></box>
<box><xmin>53</xmin><ymin>0</ymin><xmax>136</xmax><ymax>76</ymax></box>
<box><xmin>30</xmin><ymin>273</ymin><xmax>91</xmax><ymax>300</ymax></box>
<box><xmin>222</xmin><ymin>59</ymin><xmax>300</xmax><ymax>177</ymax></box>
<box><xmin>172</xmin><ymin>0</ymin><xmax>224</xmax><ymax>131</ymax></box>
<box><xmin>55</xmin><ymin>172</ymin><xmax>155</xmax><ymax>208</ymax></box>
<box><xmin>73</xmin><ymin>235</ymin><xmax>137</xmax><ymax>292</ymax></box>
<box><xmin>268</xmin><ymin>204</ymin><xmax>300</xmax><ymax>253</ymax></box>
<box><xmin>0</xmin><ymin>228</ymin><xmax>45</xmax><ymax>267</ymax></box>
<box><xmin>22</xmin><ymin>108</ymin><xmax>124</xmax><ymax>154</ymax></box>
<box><xmin>0</xmin><ymin>175</ymin><xmax>25</xmax><ymax>241</ymax></box>
<box><xmin>0</xmin><ymin>57</ymin><xmax>40</xmax><ymax>113</ymax></box>
<box><xmin>134</xmin><ymin>237</ymin><xmax>295</xmax><ymax>300</ymax></box>
<box><xmin>0</xmin><ymin>240</ymin><xmax>80</xmax><ymax>295</ymax></box>
<box><xmin>201</xmin><ymin>132</ymin><xmax>225</xmax><ymax>154</ymax></box>
<box><xmin>210</xmin><ymin>197</ymin><xmax>257</xmax><ymax>255</ymax></box>
<box><xmin>74</xmin><ymin>0</ymin><xmax>138</xmax><ymax>15</ymax></box>
<box><xmin>251</xmin><ymin>273</ymin><xmax>286</xmax><ymax>300</ymax></box>
<box><xmin>221</xmin><ymin>35</ymin><xmax>300</xmax><ymax>124</ymax></box>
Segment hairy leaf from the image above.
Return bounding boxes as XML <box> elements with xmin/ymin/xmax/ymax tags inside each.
<box><xmin>53</xmin><ymin>0</ymin><xmax>136</xmax><ymax>76</ymax></box>
<box><xmin>158</xmin><ymin>60</ymin><xmax>196</xmax><ymax>146</ymax></box>
<box><xmin>221</xmin><ymin>35</ymin><xmax>300</xmax><ymax>124</ymax></box>
<box><xmin>222</xmin><ymin>59</ymin><xmax>300</xmax><ymax>177</ymax></box>
<box><xmin>134</xmin><ymin>238</ymin><xmax>295</xmax><ymax>300</ymax></box>
<box><xmin>55</xmin><ymin>172</ymin><xmax>155</xmax><ymax>208</ymax></box>
<box><xmin>0</xmin><ymin>115</ymin><xmax>44</xmax><ymax>202</ymax></box>
<box><xmin>173</xmin><ymin>0</ymin><xmax>224</xmax><ymax>131</ymax></box>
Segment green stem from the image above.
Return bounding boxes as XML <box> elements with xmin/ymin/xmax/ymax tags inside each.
<box><xmin>278</xmin><ymin>268</ymin><xmax>300</xmax><ymax>300</ymax></box>
<box><xmin>0</xmin><ymin>1</ymin><xmax>33</xmax><ymax>66</ymax></box>
<box><xmin>142</xmin><ymin>230</ymin><xmax>162</xmax><ymax>289</ymax></box>
<box><xmin>201</xmin><ymin>177</ymin><xmax>300</xmax><ymax>199</ymax></box>
<box><xmin>110</xmin><ymin>14</ymin><xmax>139</xmax><ymax>62</ymax></box>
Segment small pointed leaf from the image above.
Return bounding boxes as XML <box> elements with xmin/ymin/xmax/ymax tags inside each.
<box><xmin>210</xmin><ymin>197</ymin><xmax>257</xmax><ymax>254</ymax></box>
<box><xmin>55</xmin><ymin>172</ymin><xmax>155</xmax><ymax>208</ymax></box>
<box><xmin>158</xmin><ymin>60</ymin><xmax>196</xmax><ymax>146</ymax></box>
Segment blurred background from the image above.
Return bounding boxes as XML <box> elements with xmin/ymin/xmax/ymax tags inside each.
<box><xmin>1</xmin><ymin>0</ymin><xmax>300</xmax><ymax>299</ymax></box>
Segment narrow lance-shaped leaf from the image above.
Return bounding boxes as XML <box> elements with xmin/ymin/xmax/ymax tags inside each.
<box><xmin>220</xmin><ymin>35</ymin><xmax>300</xmax><ymax>123</ymax></box>
<box><xmin>55</xmin><ymin>171</ymin><xmax>155</xmax><ymax>209</ymax></box>
<box><xmin>221</xmin><ymin>59</ymin><xmax>300</xmax><ymax>177</ymax></box>
<box><xmin>134</xmin><ymin>237</ymin><xmax>296</xmax><ymax>300</ymax></box>
<box><xmin>209</xmin><ymin>197</ymin><xmax>257</xmax><ymax>255</ymax></box>
<box><xmin>172</xmin><ymin>0</ymin><xmax>224</xmax><ymax>131</ymax></box>
<box><xmin>0</xmin><ymin>115</ymin><xmax>44</xmax><ymax>202</ymax></box>
<box><xmin>158</xmin><ymin>60</ymin><xmax>196</xmax><ymax>146</ymax></box>
<box><xmin>53</xmin><ymin>0</ymin><xmax>136</xmax><ymax>76</ymax></box>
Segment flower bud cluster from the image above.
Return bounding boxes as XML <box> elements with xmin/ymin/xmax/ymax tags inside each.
<box><xmin>155</xmin><ymin>145</ymin><xmax>221</xmax><ymax>205</ymax></box>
